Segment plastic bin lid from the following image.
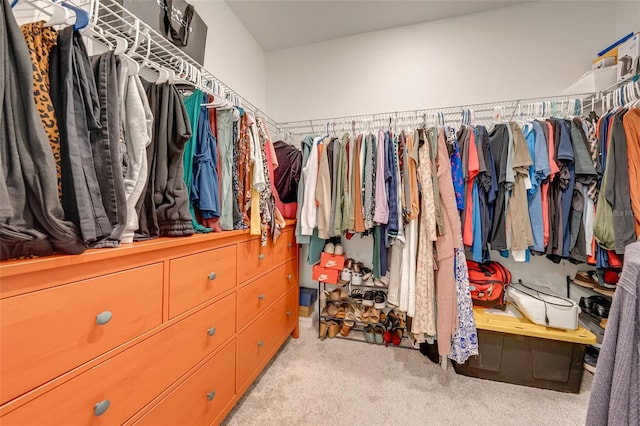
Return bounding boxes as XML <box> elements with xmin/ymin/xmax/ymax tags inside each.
<box><xmin>473</xmin><ymin>304</ymin><xmax>596</xmax><ymax>344</ymax></box>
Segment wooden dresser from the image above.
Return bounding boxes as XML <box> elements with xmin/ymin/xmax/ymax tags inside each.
<box><xmin>0</xmin><ymin>222</ymin><xmax>299</xmax><ymax>425</ymax></box>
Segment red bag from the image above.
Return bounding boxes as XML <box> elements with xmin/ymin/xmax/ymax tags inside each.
<box><xmin>466</xmin><ymin>260</ymin><xmax>512</xmax><ymax>310</ymax></box>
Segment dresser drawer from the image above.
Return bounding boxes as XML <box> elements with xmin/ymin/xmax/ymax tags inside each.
<box><xmin>0</xmin><ymin>264</ymin><xmax>163</xmax><ymax>405</ymax></box>
<box><xmin>0</xmin><ymin>293</ymin><xmax>236</xmax><ymax>426</ymax></box>
<box><xmin>236</xmin><ymin>296</ymin><xmax>286</xmax><ymax>391</ymax></box>
<box><xmin>169</xmin><ymin>245</ymin><xmax>237</xmax><ymax>318</ymax></box>
<box><xmin>237</xmin><ymin>263</ymin><xmax>290</xmax><ymax>331</ymax></box>
<box><xmin>270</xmin><ymin>229</ymin><xmax>296</xmax><ymax>265</ymax></box>
<box><xmin>284</xmin><ymin>286</ymin><xmax>299</xmax><ymax>334</ymax></box>
<box><xmin>236</xmin><ymin>238</ymin><xmax>270</xmax><ymax>284</ymax></box>
<box><xmin>135</xmin><ymin>340</ymin><xmax>235</xmax><ymax>426</ymax></box>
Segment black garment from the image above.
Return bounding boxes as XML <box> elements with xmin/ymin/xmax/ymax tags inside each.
<box><xmin>477</xmin><ymin>126</ymin><xmax>493</xmax><ymax>260</ymax></box>
<box><xmin>89</xmin><ymin>51</ymin><xmax>127</xmax><ymax>247</ymax></box>
<box><xmin>136</xmin><ymin>83</ymin><xmax>194</xmax><ymax>239</ymax></box>
<box><xmin>605</xmin><ymin>110</ymin><xmax>635</xmax><ymax>254</ymax></box>
<box><xmin>0</xmin><ymin>1</ymin><xmax>85</xmax><ymax>259</ymax></box>
<box><xmin>50</xmin><ymin>26</ymin><xmax>111</xmax><ymax>244</ymax></box>
<box><xmin>273</xmin><ymin>140</ymin><xmax>302</xmax><ymax>203</ymax></box>
<box><xmin>546</xmin><ymin>119</ymin><xmax>563</xmax><ymax>263</ymax></box>
<box><xmin>489</xmin><ymin>124</ymin><xmax>509</xmax><ymax>250</ymax></box>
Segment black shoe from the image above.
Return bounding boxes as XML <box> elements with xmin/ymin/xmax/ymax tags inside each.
<box><xmin>584</xmin><ymin>345</ymin><xmax>599</xmax><ymax>374</ymax></box>
<box><xmin>374</xmin><ymin>291</ymin><xmax>387</xmax><ymax>309</ymax></box>
<box><xmin>350</xmin><ymin>289</ymin><xmax>364</xmax><ymax>303</ymax></box>
<box><xmin>363</xmin><ymin>291</ymin><xmax>375</xmax><ymax>307</ymax></box>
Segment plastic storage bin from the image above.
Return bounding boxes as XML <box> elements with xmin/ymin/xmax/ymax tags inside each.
<box><xmin>453</xmin><ymin>305</ymin><xmax>596</xmax><ymax>393</ymax></box>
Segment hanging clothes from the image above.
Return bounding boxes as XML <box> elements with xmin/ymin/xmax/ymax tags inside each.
<box><xmin>1</xmin><ymin>4</ymin><xmax>85</xmax><ymax>260</ymax></box>
<box><xmin>191</xmin><ymin>93</ymin><xmax>221</xmax><ymax>223</ymax></box>
<box><xmin>50</xmin><ymin>26</ymin><xmax>111</xmax><ymax>244</ymax></box>
<box><xmin>119</xmin><ymin>62</ymin><xmax>153</xmax><ymax>244</ymax></box>
<box><xmin>216</xmin><ymin>108</ymin><xmax>235</xmax><ymax>230</ymax></box>
<box><xmin>449</xmin><ymin>245</ymin><xmax>479</xmax><ymax>364</ymax></box>
<box><xmin>89</xmin><ymin>51</ymin><xmax>128</xmax><ymax>247</ymax></box>
<box><xmin>20</xmin><ymin>21</ymin><xmax>63</xmax><ymax>198</ymax></box>
<box><xmin>137</xmin><ymin>83</ymin><xmax>194</xmax><ymax>238</ymax></box>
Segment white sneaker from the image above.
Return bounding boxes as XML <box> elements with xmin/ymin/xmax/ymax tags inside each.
<box><xmin>352</xmin><ymin>272</ymin><xmax>363</xmax><ymax>286</ymax></box>
<box><xmin>334</xmin><ymin>244</ymin><xmax>344</xmax><ymax>255</ymax></box>
<box><xmin>340</xmin><ymin>268</ymin><xmax>352</xmax><ymax>283</ymax></box>
<box><xmin>324</xmin><ymin>243</ymin><xmax>335</xmax><ymax>254</ymax></box>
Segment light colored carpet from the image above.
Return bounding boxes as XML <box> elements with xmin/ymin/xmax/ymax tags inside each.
<box><xmin>222</xmin><ymin>325</ymin><xmax>593</xmax><ymax>426</ymax></box>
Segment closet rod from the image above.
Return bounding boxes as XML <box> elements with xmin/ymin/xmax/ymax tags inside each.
<box><xmin>276</xmin><ymin>92</ymin><xmax>595</xmax><ymax>133</ymax></box>
<box><xmin>63</xmin><ymin>0</ymin><xmax>279</xmax><ymax>129</ymax></box>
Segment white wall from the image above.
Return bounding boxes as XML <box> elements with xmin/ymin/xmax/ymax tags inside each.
<box><xmin>271</xmin><ymin>1</ymin><xmax>637</xmax><ymax>301</ymax></box>
<box><xmin>615</xmin><ymin>1</ymin><xmax>640</xmax><ymax>39</ymax></box>
<box><xmin>266</xmin><ymin>1</ymin><xmax>622</xmax><ymax>123</ymax></box>
<box><xmin>191</xmin><ymin>0</ymin><xmax>267</xmax><ymax>111</ymax></box>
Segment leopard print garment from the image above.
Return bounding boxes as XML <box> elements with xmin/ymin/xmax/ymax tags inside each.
<box><xmin>20</xmin><ymin>21</ymin><xmax>63</xmax><ymax>198</ymax></box>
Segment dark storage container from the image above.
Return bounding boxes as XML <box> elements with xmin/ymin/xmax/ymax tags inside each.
<box><xmin>453</xmin><ymin>306</ymin><xmax>596</xmax><ymax>393</ymax></box>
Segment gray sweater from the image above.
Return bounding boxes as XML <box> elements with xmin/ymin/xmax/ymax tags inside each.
<box><xmin>586</xmin><ymin>241</ymin><xmax>640</xmax><ymax>426</ymax></box>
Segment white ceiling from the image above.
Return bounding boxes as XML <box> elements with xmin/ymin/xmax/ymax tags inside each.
<box><xmin>225</xmin><ymin>0</ymin><xmax>530</xmax><ymax>51</ymax></box>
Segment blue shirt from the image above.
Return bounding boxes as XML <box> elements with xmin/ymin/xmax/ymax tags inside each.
<box><xmin>191</xmin><ymin>95</ymin><xmax>220</xmax><ymax>219</ymax></box>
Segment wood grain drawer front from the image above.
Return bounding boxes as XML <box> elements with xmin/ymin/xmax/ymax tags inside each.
<box><xmin>237</xmin><ymin>296</ymin><xmax>286</xmax><ymax>391</ymax></box>
<box><xmin>0</xmin><ymin>293</ymin><xmax>237</xmax><ymax>426</ymax></box>
<box><xmin>135</xmin><ymin>342</ymin><xmax>236</xmax><ymax>426</ymax></box>
<box><xmin>271</xmin><ymin>230</ymin><xmax>296</xmax><ymax>265</ymax></box>
<box><xmin>284</xmin><ymin>286</ymin><xmax>299</xmax><ymax>334</ymax></box>
<box><xmin>169</xmin><ymin>245</ymin><xmax>237</xmax><ymax>318</ymax></box>
<box><xmin>237</xmin><ymin>263</ymin><xmax>289</xmax><ymax>331</ymax></box>
<box><xmin>0</xmin><ymin>264</ymin><xmax>163</xmax><ymax>405</ymax></box>
<box><xmin>236</xmin><ymin>238</ymin><xmax>270</xmax><ymax>284</ymax></box>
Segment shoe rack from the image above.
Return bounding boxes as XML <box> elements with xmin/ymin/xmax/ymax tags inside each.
<box><xmin>316</xmin><ymin>280</ymin><xmax>418</xmax><ymax>350</ymax></box>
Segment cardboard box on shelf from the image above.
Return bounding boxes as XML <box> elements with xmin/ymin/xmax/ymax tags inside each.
<box><xmin>299</xmin><ymin>304</ymin><xmax>315</xmax><ymax>318</ymax></box>
<box><xmin>319</xmin><ymin>252</ymin><xmax>346</xmax><ymax>270</ymax></box>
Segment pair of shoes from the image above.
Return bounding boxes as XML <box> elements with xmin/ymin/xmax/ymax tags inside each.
<box><xmin>574</xmin><ymin>271</ymin><xmax>597</xmax><ymax>288</ymax></box>
<box><xmin>363</xmin><ymin>290</ymin><xmax>387</xmax><ymax>309</ymax></box>
<box><xmin>362</xmin><ymin>306</ymin><xmax>380</xmax><ymax>323</ymax></box>
<box><xmin>319</xmin><ymin>320</ymin><xmax>340</xmax><ymax>339</ymax></box>
<box><xmin>579</xmin><ymin>295</ymin><xmax>611</xmax><ymax>319</ymax></box>
<box><xmin>383</xmin><ymin>328</ymin><xmax>403</xmax><ymax>347</ymax></box>
<box><xmin>583</xmin><ymin>345</ymin><xmax>599</xmax><ymax>374</ymax></box>
<box><xmin>373</xmin><ymin>275</ymin><xmax>389</xmax><ymax>288</ymax></box>
<box><xmin>364</xmin><ymin>325</ymin><xmax>385</xmax><ymax>344</ymax></box>
<box><xmin>350</xmin><ymin>289</ymin><xmax>364</xmax><ymax>303</ymax></box>
<box><xmin>341</xmin><ymin>320</ymin><xmax>354</xmax><ymax>337</ymax></box>
<box><xmin>339</xmin><ymin>258</ymin><xmax>355</xmax><ymax>284</ymax></box>
<box><xmin>328</xmin><ymin>287</ymin><xmax>349</xmax><ymax>302</ymax></box>
<box><xmin>352</xmin><ymin>262</ymin><xmax>363</xmax><ymax>285</ymax></box>
<box><xmin>323</xmin><ymin>242</ymin><xmax>344</xmax><ymax>255</ymax></box>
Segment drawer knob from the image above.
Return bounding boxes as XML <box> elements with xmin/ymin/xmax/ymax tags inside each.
<box><xmin>286</xmin><ymin>310</ymin><xmax>292</xmax><ymax>317</ymax></box>
<box><xmin>207</xmin><ymin>327</ymin><xmax>216</xmax><ymax>336</ymax></box>
<box><xmin>257</xmin><ymin>340</ymin><xmax>264</xmax><ymax>348</ymax></box>
<box><xmin>95</xmin><ymin>311</ymin><xmax>112</xmax><ymax>326</ymax></box>
<box><xmin>287</xmin><ymin>243</ymin><xmax>292</xmax><ymax>248</ymax></box>
<box><xmin>207</xmin><ymin>391</ymin><xmax>216</xmax><ymax>401</ymax></box>
<box><xmin>208</xmin><ymin>272</ymin><xmax>217</xmax><ymax>281</ymax></box>
<box><xmin>94</xmin><ymin>400</ymin><xmax>111</xmax><ymax>416</ymax></box>
<box><xmin>258</xmin><ymin>293</ymin><xmax>265</xmax><ymax>301</ymax></box>
<box><xmin>287</xmin><ymin>274</ymin><xmax>293</xmax><ymax>280</ymax></box>
<box><xmin>258</xmin><ymin>254</ymin><xmax>265</xmax><ymax>260</ymax></box>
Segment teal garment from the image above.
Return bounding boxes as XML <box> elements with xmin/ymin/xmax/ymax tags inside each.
<box><xmin>182</xmin><ymin>90</ymin><xmax>211</xmax><ymax>233</ymax></box>
<box><xmin>306</xmin><ymin>227</ymin><xmax>326</xmax><ymax>265</ymax></box>
<box><xmin>372</xmin><ymin>225</ymin><xmax>381</xmax><ymax>278</ymax></box>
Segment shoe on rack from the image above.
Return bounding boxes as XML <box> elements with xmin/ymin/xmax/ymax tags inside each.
<box><xmin>335</xmin><ymin>304</ymin><xmax>347</xmax><ymax>319</ymax></box>
<box><xmin>374</xmin><ymin>291</ymin><xmax>387</xmax><ymax>309</ymax></box>
<box><xmin>350</xmin><ymin>289</ymin><xmax>364</xmax><ymax>303</ymax></box>
<box><xmin>363</xmin><ymin>276</ymin><xmax>375</xmax><ymax>287</ymax></box>
<box><xmin>583</xmin><ymin>345</ymin><xmax>599</xmax><ymax>374</ymax></box>
<box><xmin>373</xmin><ymin>278</ymin><xmax>387</xmax><ymax>288</ymax></box>
<box><xmin>319</xmin><ymin>320</ymin><xmax>329</xmax><ymax>340</ymax></box>
<box><xmin>328</xmin><ymin>321</ymin><xmax>341</xmax><ymax>338</ymax></box>
<box><xmin>383</xmin><ymin>328</ymin><xmax>393</xmax><ymax>347</ymax></box>
<box><xmin>329</xmin><ymin>289</ymin><xmax>342</xmax><ymax>302</ymax></box>
<box><xmin>351</xmin><ymin>262</ymin><xmax>363</xmax><ymax>285</ymax></box>
<box><xmin>392</xmin><ymin>329</ymin><xmax>403</xmax><ymax>346</ymax></box>
<box><xmin>323</xmin><ymin>242</ymin><xmax>335</xmax><ymax>254</ymax></box>
<box><xmin>369</xmin><ymin>308</ymin><xmax>381</xmax><ymax>324</ymax></box>
<box><xmin>339</xmin><ymin>267</ymin><xmax>352</xmax><ymax>285</ymax></box>
<box><xmin>334</xmin><ymin>243</ymin><xmax>344</xmax><ymax>255</ymax></box>
<box><xmin>361</xmin><ymin>266</ymin><xmax>373</xmax><ymax>281</ymax></box>
<box><xmin>364</xmin><ymin>325</ymin><xmax>375</xmax><ymax>343</ymax></box>
<box><xmin>341</xmin><ymin>320</ymin><xmax>354</xmax><ymax>337</ymax></box>
<box><xmin>374</xmin><ymin>325</ymin><xmax>385</xmax><ymax>344</ymax></box>
<box><xmin>574</xmin><ymin>271</ymin><xmax>597</xmax><ymax>289</ymax></box>
<box><xmin>363</xmin><ymin>291</ymin><xmax>375</xmax><ymax>307</ymax></box>
<box><xmin>327</xmin><ymin>303</ymin><xmax>339</xmax><ymax>317</ymax></box>
<box><xmin>353</xmin><ymin>304</ymin><xmax>364</xmax><ymax>322</ymax></box>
